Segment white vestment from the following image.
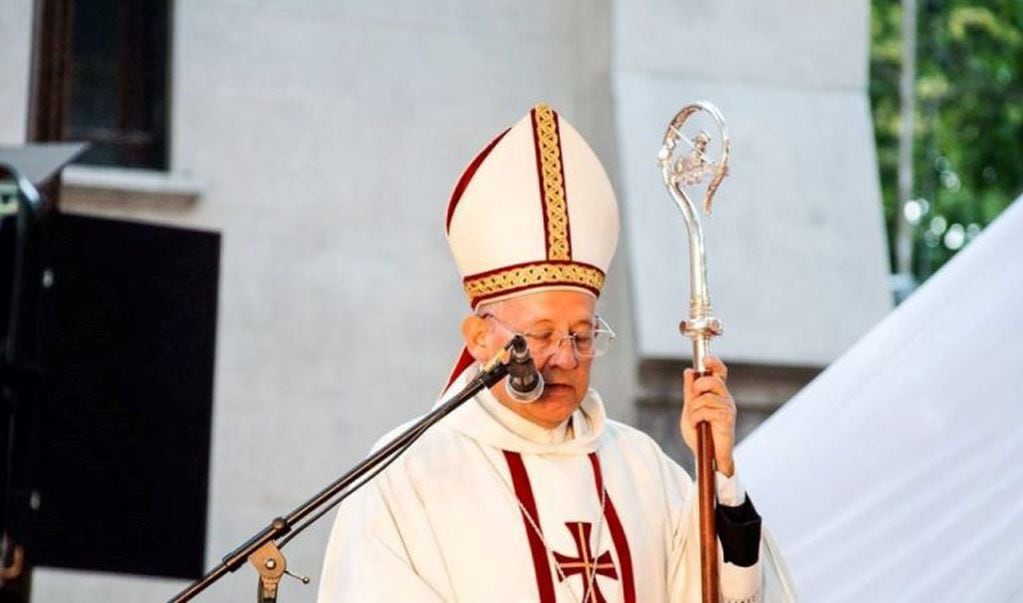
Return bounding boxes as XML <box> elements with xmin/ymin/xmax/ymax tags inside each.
<box><xmin>318</xmin><ymin>370</ymin><xmax>795</xmax><ymax>602</ymax></box>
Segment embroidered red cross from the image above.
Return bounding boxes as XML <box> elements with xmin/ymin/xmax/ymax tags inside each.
<box><xmin>552</xmin><ymin>521</ymin><xmax>618</xmax><ymax>603</ymax></box>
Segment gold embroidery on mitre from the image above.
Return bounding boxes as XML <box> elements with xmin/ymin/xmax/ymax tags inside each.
<box><xmin>532</xmin><ymin>104</ymin><xmax>571</xmax><ymax>261</ymax></box>
<box><xmin>463</xmin><ymin>262</ymin><xmax>605</xmax><ymax>303</ymax></box>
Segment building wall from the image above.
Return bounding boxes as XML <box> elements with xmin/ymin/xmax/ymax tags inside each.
<box><xmin>0</xmin><ymin>0</ymin><xmax>32</xmax><ymax>145</ymax></box>
<box><xmin>4</xmin><ymin>2</ymin><xmax>632</xmax><ymax>601</ymax></box>
<box><xmin>0</xmin><ymin>1</ymin><xmax>889</xmax><ymax>601</ymax></box>
<box><xmin>613</xmin><ymin>0</ymin><xmax>892</xmax><ymax>366</ymax></box>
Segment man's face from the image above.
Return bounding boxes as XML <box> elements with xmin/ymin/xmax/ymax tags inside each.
<box><xmin>464</xmin><ymin>289</ymin><xmax>597</xmax><ymax>429</ymax></box>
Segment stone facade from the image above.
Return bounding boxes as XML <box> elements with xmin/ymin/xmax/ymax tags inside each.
<box><xmin>0</xmin><ymin>1</ymin><xmax>887</xmax><ymax>601</ymax></box>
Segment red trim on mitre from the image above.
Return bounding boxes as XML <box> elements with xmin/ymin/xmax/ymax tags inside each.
<box><xmin>551</xmin><ymin>109</ymin><xmax>572</xmax><ymax>258</ymax></box>
<box><xmin>443</xmin><ymin>346</ymin><xmax>476</xmax><ymax>391</ymax></box>
<box><xmin>462</xmin><ymin>259</ymin><xmax>606</xmax><ymax>309</ymax></box>
<box><xmin>588</xmin><ymin>453</ymin><xmax>636</xmax><ymax>603</ymax></box>
<box><xmin>463</xmin><ymin>258</ymin><xmax>604</xmax><ymax>281</ymax></box>
<box><xmin>445</xmin><ymin>128</ymin><xmax>510</xmax><ymax>233</ymax></box>
<box><xmin>471</xmin><ymin>281</ymin><xmax>601</xmax><ymax>310</ymax></box>
<box><xmin>503</xmin><ymin>451</ymin><xmax>557</xmax><ymax>603</ymax></box>
<box><xmin>530</xmin><ymin>107</ymin><xmax>552</xmax><ymax>259</ymax></box>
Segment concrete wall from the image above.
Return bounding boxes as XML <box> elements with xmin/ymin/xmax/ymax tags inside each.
<box><xmin>0</xmin><ymin>1</ymin><xmax>892</xmax><ymax>600</ymax></box>
<box><xmin>0</xmin><ymin>0</ymin><xmax>32</xmax><ymax>145</ymax></box>
<box><xmin>5</xmin><ymin>2</ymin><xmax>633</xmax><ymax>601</ymax></box>
<box><xmin>613</xmin><ymin>0</ymin><xmax>892</xmax><ymax>367</ymax></box>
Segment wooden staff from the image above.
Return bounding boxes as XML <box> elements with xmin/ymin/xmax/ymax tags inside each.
<box><xmin>657</xmin><ymin>102</ymin><xmax>731</xmax><ymax>603</ymax></box>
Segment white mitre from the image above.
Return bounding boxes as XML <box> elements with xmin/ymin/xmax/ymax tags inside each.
<box><xmin>445</xmin><ymin>103</ymin><xmax>620</xmax><ymax>309</ymax></box>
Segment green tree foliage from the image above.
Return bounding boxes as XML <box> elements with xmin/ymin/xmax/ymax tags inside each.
<box><xmin>870</xmin><ymin>0</ymin><xmax>1023</xmax><ymax>281</ymax></box>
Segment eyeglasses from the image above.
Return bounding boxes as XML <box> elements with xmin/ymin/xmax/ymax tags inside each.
<box><xmin>480</xmin><ymin>313</ymin><xmax>616</xmax><ymax>358</ymax></box>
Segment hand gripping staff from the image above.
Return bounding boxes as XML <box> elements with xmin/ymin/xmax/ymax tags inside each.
<box><xmin>657</xmin><ymin>102</ymin><xmax>731</xmax><ymax>603</ymax></box>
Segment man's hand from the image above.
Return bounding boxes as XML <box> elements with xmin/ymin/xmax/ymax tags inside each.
<box><xmin>681</xmin><ymin>356</ymin><xmax>737</xmax><ymax>477</ymax></box>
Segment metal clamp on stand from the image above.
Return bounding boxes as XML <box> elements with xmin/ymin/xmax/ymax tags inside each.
<box><xmin>249</xmin><ymin>534</ymin><xmax>309</xmax><ymax>603</ymax></box>
<box><xmin>250</xmin><ymin>540</ymin><xmax>285</xmax><ymax>603</ymax></box>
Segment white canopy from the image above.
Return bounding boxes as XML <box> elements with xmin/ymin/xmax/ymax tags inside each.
<box><xmin>736</xmin><ymin>196</ymin><xmax>1023</xmax><ymax>601</ymax></box>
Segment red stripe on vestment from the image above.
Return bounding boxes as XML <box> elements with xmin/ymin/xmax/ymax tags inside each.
<box><xmin>588</xmin><ymin>452</ymin><xmax>636</xmax><ymax>603</ymax></box>
<box><xmin>503</xmin><ymin>450</ymin><xmax>557</xmax><ymax>603</ymax></box>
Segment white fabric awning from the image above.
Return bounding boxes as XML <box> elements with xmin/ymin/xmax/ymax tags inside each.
<box><xmin>736</xmin><ymin>196</ymin><xmax>1023</xmax><ymax>601</ymax></box>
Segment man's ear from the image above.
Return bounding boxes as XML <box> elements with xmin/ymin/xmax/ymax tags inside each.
<box><xmin>461</xmin><ymin>314</ymin><xmax>490</xmax><ymax>362</ymax></box>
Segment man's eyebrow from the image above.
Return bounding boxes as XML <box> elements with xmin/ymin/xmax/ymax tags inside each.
<box><xmin>523</xmin><ymin>317</ymin><xmax>595</xmax><ymax>330</ymax></box>
<box><xmin>522</xmin><ymin>318</ymin><xmax>554</xmax><ymax>330</ymax></box>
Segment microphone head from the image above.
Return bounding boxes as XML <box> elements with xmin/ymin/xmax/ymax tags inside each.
<box><xmin>505</xmin><ymin>335</ymin><xmax>544</xmax><ymax>403</ymax></box>
<box><xmin>506</xmin><ymin>371</ymin><xmax>544</xmax><ymax>403</ymax></box>
<box><xmin>508</xmin><ymin>334</ymin><xmax>530</xmax><ymax>358</ymax></box>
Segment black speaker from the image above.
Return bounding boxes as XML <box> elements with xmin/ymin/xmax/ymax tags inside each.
<box><xmin>25</xmin><ymin>212</ymin><xmax>219</xmax><ymax>579</ymax></box>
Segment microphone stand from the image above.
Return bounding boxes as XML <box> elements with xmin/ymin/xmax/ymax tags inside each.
<box><xmin>1</xmin><ymin>164</ymin><xmax>45</xmax><ymax>599</ymax></box>
<box><xmin>169</xmin><ymin>342</ymin><xmax>516</xmax><ymax>602</ymax></box>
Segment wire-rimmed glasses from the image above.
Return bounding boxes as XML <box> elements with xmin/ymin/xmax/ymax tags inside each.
<box><xmin>480</xmin><ymin>313</ymin><xmax>616</xmax><ymax>359</ymax></box>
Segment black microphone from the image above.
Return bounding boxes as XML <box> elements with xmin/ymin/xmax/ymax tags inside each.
<box><xmin>505</xmin><ymin>335</ymin><xmax>544</xmax><ymax>403</ymax></box>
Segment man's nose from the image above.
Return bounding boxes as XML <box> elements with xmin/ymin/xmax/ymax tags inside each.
<box><xmin>542</xmin><ymin>337</ymin><xmax>579</xmax><ymax>371</ymax></box>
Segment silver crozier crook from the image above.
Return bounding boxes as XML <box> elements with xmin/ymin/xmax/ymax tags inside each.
<box><xmin>657</xmin><ymin>101</ymin><xmax>731</xmax><ymax>603</ymax></box>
